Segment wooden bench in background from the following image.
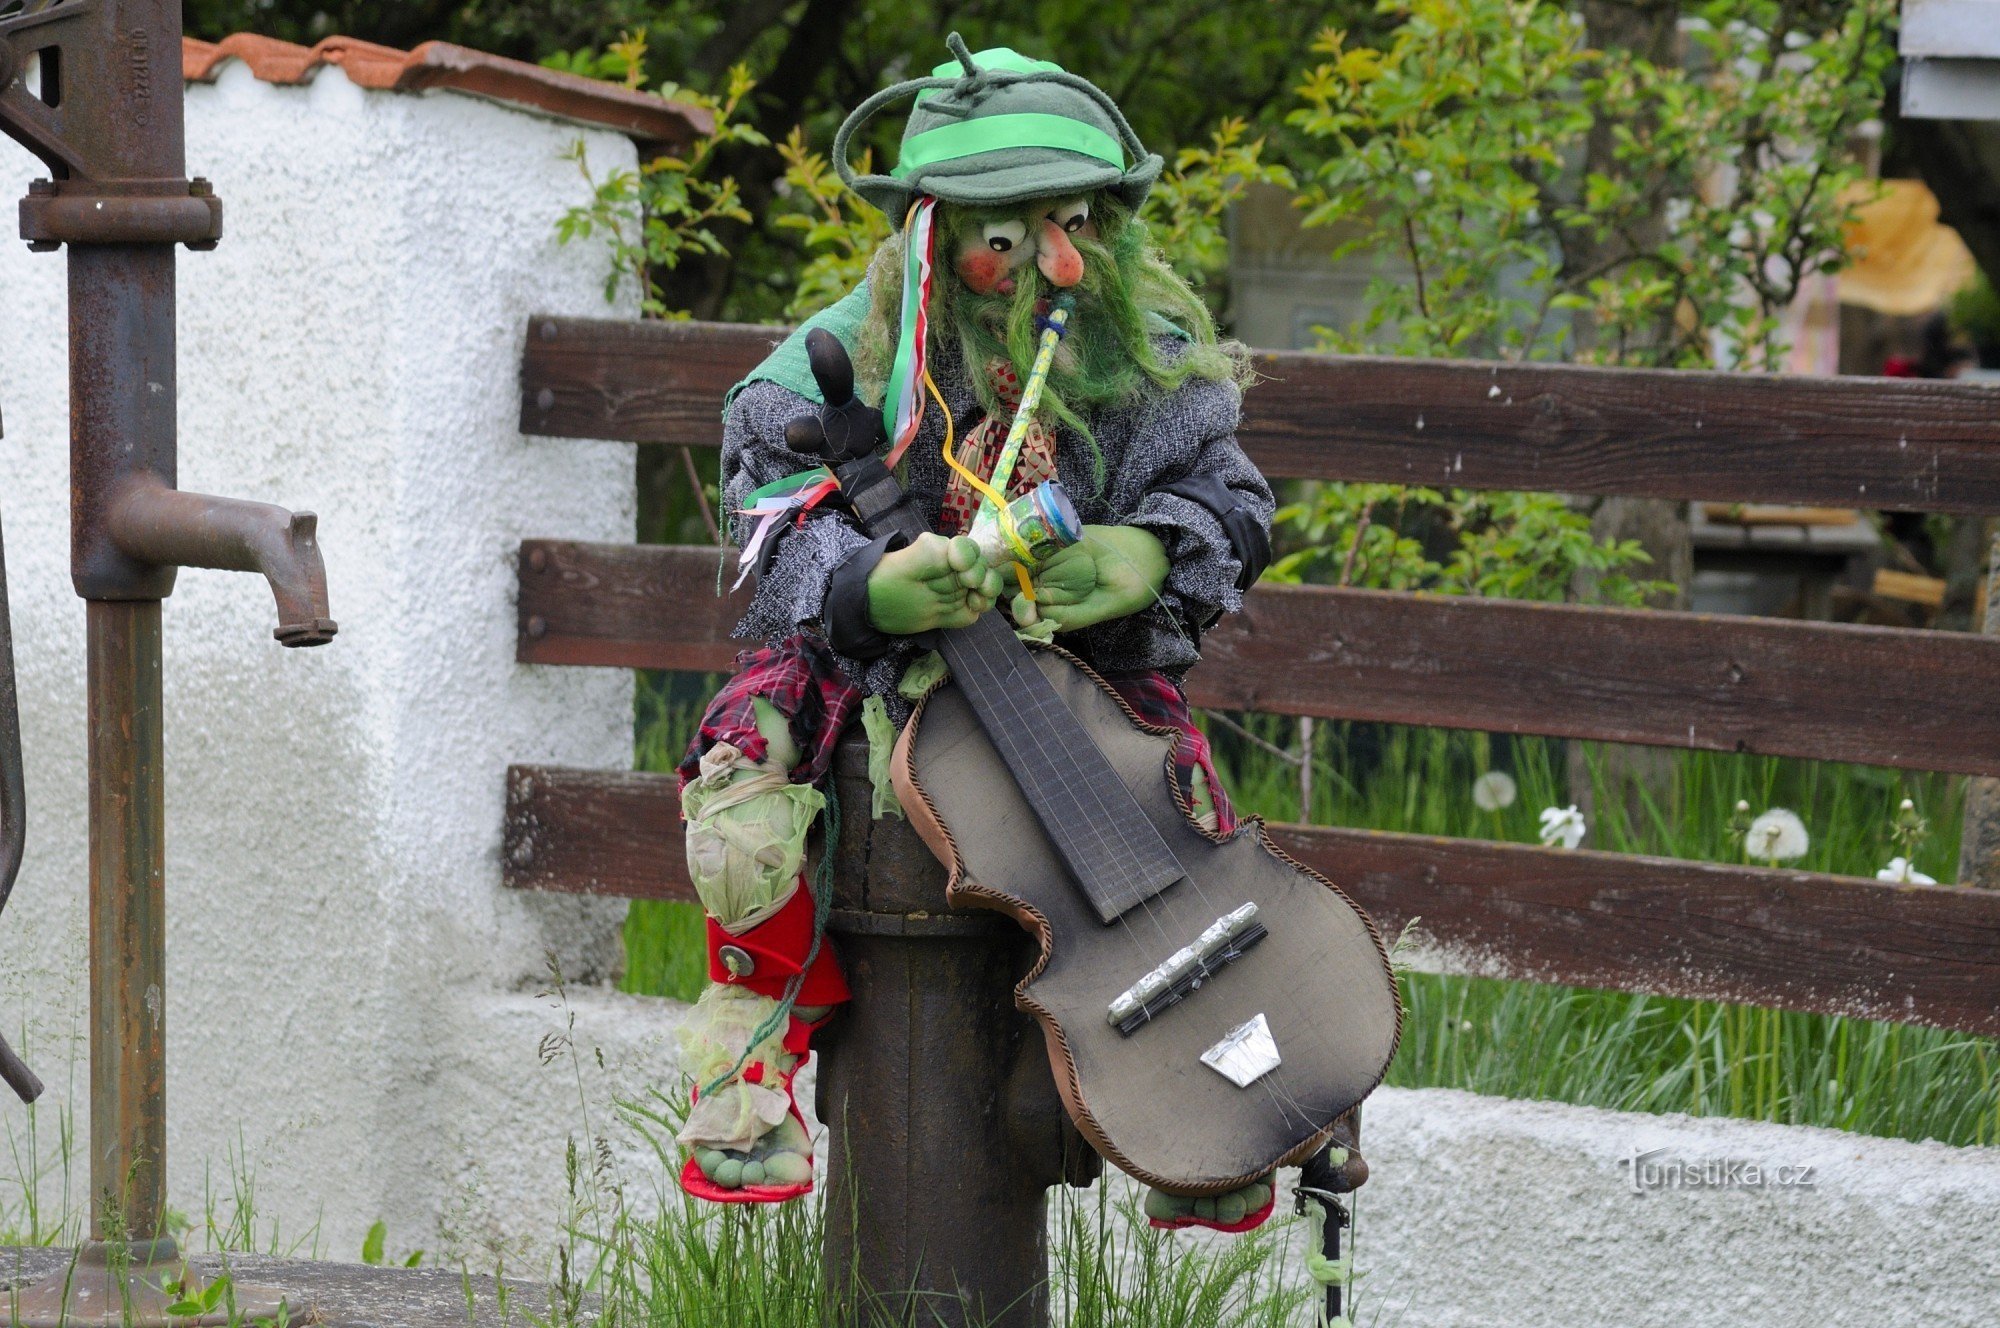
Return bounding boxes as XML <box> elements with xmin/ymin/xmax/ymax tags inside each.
<box><xmin>506</xmin><ymin>315</ymin><xmax>2000</xmax><ymax>1037</ymax></box>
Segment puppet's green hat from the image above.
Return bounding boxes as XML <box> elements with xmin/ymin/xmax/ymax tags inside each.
<box><xmin>833</xmin><ymin>33</ymin><xmax>1163</xmax><ymax>218</ymax></box>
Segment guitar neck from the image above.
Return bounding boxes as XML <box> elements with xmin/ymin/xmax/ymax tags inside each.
<box><xmin>837</xmin><ymin>455</ymin><xmax>1185</xmax><ymax>924</ymax></box>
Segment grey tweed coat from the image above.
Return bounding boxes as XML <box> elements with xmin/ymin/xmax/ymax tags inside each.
<box><xmin>723</xmin><ymin>336</ymin><xmax>1273</xmax><ymax>713</ymax></box>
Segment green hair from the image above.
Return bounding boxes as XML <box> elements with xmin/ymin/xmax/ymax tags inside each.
<box><xmin>853</xmin><ymin>193</ymin><xmax>1245</xmax><ymax>492</ymax></box>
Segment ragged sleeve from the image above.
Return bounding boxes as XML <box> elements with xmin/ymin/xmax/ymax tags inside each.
<box><xmin>721</xmin><ymin>380</ymin><xmax>872</xmax><ymax>644</ymax></box>
<box><xmin>1120</xmin><ymin>372</ymin><xmax>1276</xmax><ymax>632</ymax></box>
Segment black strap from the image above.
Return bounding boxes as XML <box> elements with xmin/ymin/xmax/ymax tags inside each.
<box><xmin>1155</xmin><ymin>475</ymin><xmax>1270</xmax><ymax>592</ymax></box>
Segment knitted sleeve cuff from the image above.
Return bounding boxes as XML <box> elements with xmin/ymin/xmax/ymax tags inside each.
<box><xmin>822</xmin><ymin>533</ymin><xmax>905</xmax><ymax>660</ymax></box>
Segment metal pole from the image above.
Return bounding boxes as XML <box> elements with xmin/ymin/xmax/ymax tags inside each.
<box><xmin>68</xmin><ymin>229</ymin><xmax>176</xmax><ymax>1243</ymax></box>
<box><xmin>817</xmin><ymin>739</ymin><xmax>1098</xmax><ymax>1328</ymax></box>
<box><xmin>0</xmin><ymin>457</ymin><xmax>47</xmax><ymax>1105</ymax></box>
<box><xmin>86</xmin><ymin>601</ymin><xmax>167</xmax><ymax>1244</ymax></box>
<box><xmin>1958</xmin><ymin>528</ymin><xmax>2000</xmax><ymax>886</ymax></box>
<box><xmin>1297</xmin><ymin>1113</ymin><xmax>1366</xmax><ymax>1328</ymax></box>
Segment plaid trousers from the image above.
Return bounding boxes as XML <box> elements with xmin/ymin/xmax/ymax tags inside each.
<box><xmin>680</xmin><ymin>632</ymin><xmax>1236</xmax><ymax>834</ymax></box>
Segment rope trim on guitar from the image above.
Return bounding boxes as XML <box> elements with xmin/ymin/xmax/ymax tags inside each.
<box><xmin>890</xmin><ymin>639</ymin><xmax>1406</xmax><ymax>1197</ymax></box>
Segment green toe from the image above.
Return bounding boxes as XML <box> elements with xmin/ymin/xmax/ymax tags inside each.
<box><xmin>713</xmin><ymin>1157</ymin><xmax>744</xmax><ymax>1188</ymax></box>
<box><xmin>740</xmin><ymin>1160</ymin><xmax>767</xmax><ymax>1186</ymax></box>
<box><xmin>764</xmin><ymin>1153</ymin><xmax>813</xmax><ymax>1185</ymax></box>
<box><xmin>1192</xmin><ymin>1197</ymin><xmax>1217</xmax><ymax>1221</ymax></box>
<box><xmin>694</xmin><ymin>1148</ymin><xmax>727</xmax><ymax>1176</ymax></box>
<box><xmin>1242</xmin><ymin>1181</ymin><xmax>1272</xmax><ymax>1212</ymax></box>
<box><xmin>1143</xmin><ymin>1188</ymin><xmax>1184</xmax><ymax>1221</ymax></box>
<box><xmin>1216</xmin><ymin>1193</ymin><xmax>1247</xmax><ymax>1225</ymax></box>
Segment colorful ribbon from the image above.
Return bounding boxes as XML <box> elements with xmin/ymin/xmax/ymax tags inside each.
<box><xmin>734</xmin><ymin>467</ymin><xmax>838</xmax><ymax>589</ymax></box>
<box><xmin>882</xmin><ymin>198</ymin><xmax>938</xmax><ymax>467</ymax></box>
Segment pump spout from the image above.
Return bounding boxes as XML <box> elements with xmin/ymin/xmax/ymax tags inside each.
<box><xmin>107</xmin><ymin>478</ymin><xmax>337</xmax><ymax>646</ymax></box>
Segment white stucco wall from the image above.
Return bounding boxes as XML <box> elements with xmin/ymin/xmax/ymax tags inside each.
<box><xmin>0</xmin><ymin>61</ymin><xmax>665</xmax><ymax>1263</ymax></box>
<box><xmin>1147</xmin><ymin>1086</ymin><xmax>2000</xmax><ymax>1328</ymax></box>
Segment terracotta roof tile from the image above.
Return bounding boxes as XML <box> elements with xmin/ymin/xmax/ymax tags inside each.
<box><xmin>182</xmin><ymin>34</ymin><xmax>710</xmax><ymax>149</ymax></box>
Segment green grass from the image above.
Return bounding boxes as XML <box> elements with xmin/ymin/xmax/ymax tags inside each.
<box><xmin>628</xmin><ymin>671</ymin><xmax>2000</xmax><ymax>1148</ymax></box>
<box><xmin>1214</xmin><ymin>715</ymin><xmax>1998</xmax><ymax>1147</ymax></box>
<box><xmin>568</xmin><ymin>1153</ymin><xmax>1317</xmax><ymax>1328</ymax></box>
<box><xmin>1218</xmin><ymin>718</ymin><xmax>1964</xmax><ymax>884</ymax></box>
<box><xmin>538</xmin><ymin>967</ymin><xmax>1321</xmax><ymax>1328</ymax></box>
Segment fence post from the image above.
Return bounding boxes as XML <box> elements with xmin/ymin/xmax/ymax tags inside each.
<box><xmin>1958</xmin><ymin>530</ymin><xmax>2000</xmax><ymax>887</ymax></box>
<box><xmin>816</xmin><ymin>738</ymin><xmax>1099</xmax><ymax>1328</ymax></box>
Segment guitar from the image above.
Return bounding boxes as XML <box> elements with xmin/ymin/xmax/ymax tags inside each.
<box><xmin>787</xmin><ymin>331</ymin><xmax>1400</xmax><ymax>1194</ymax></box>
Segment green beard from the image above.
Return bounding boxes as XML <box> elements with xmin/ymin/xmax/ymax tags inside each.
<box><xmin>939</xmin><ymin>224</ymin><xmax>1188</xmax><ymax>421</ymax></box>
<box><xmin>851</xmin><ymin>197</ymin><xmax>1242</xmax><ymax>492</ymax></box>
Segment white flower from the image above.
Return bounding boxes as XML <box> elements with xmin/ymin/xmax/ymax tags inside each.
<box><xmin>1538</xmin><ymin>805</ymin><xmax>1586</xmax><ymax>850</ymax></box>
<box><xmin>1472</xmin><ymin>771</ymin><xmax>1518</xmax><ymax>812</ymax></box>
<box><xmin>1746</xmin><ymin>808</ymin><xmax>1809</xmax><ymax>862</ymax></box>
<box><xmin>1876</xmin><ymin>857</ymin><xmax>1936</xmax><ymax>885</ymax></box>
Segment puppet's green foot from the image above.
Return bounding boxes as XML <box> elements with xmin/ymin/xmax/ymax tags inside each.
<box><xmin>692</xmin><ymin>1114</ymin><xmax>815</xmax><ymax>1190</ymax></box>
<box><xmin>1143</xmin><ymin>1175</ymin><xmax>1275</xmax><ymax>1229</ymax></box>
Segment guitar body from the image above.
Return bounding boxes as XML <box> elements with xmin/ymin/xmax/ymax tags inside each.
<box><xmin>892</xmin><ymin>643</ymin><xmax>1402</xmax><ymax>1194</ymax></box>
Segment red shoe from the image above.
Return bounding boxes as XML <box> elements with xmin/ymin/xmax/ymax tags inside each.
<box><xmin>678</xmin><ymin>1035</ymin><xmax>820</xmax><ymax>1205</ymax></box>
<box><xmin>680</xmin><ymin>887</ymin><xmax>846</xmax><ymax>1206</ymax></box>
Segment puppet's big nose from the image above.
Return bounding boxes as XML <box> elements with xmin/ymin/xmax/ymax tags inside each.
<box><xmin>1037</xmin><ymin>219</ymin><xmax>1084</xmax><ymax>288</ymax></box>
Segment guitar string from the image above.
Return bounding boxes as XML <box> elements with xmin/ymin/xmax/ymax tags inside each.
<box><xmin>916</xmin><ymin>349</ymin><xmax>1318</xmax><ymax>1148</ymax></box>
<box><xmin>899</xmin><ymin>321</ymin><xmax>1311</xmax><ymax>1149</ymax></box>
<box><xmin>944</xmin><ymin>614</ymin><xmax>1187</xmax><ymax>960</ymax></box>
<box><xmin>1044</xmin><ymin>398</ymin><xmax>1338</xmax><ymax>1144</ymax></box>
<box><xmin>915</xmin><ymin>367</ymin><xmax>1311</xmax><ymax>1148</ymax></box>
<box><xmin>924</xmin><ymin>370</ymin><xmax>1240</xmax><ymax>984</ymax></box>
<box><xmin>919</xmin><ymin>368</ymin><xmax>1196</xmax><ymax>962</ymax></box>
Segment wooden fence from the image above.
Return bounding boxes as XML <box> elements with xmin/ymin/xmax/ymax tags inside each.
<box><xmin>506</xmin><ymin>315</ymin><xmax>2000</xmax><ymax>1038</ymax></box>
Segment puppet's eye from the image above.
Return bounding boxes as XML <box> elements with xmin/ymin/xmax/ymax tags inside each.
<box><xmin>1050</xmin><ymin>199</ymin><xmax>1090</xmax><ymax>233</ymax></box>
<box><xmin>983</xmin><ymin>220</ymin><xmax>1027</xmax><ymax>253</ymax></box>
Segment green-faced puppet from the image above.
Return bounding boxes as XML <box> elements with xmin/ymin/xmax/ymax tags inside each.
<box><xmin>670</xmin><ymin>35</ymin><xmax>1345</xmax><ymax>1235</ymax></box>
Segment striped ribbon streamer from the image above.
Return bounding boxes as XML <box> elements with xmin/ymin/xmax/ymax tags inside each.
<box><xmin>882</xmin><ymin>197</ymin><xmax>938</xmax><ymax>466</ymax></box>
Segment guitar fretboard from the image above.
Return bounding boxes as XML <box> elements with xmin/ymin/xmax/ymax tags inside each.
<box><xmin>840</xmin><ymin>455</ymin><xmax>1186</xmax><ymax>924</ymax></box>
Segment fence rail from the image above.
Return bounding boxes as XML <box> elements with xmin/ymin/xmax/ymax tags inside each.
<box><xmin>521</xmin><ymin>315</ymin><xmax>2000</xmax><ymax>512</ymax></box>
<box><xmin>504</xmin><ymin>763</ymin><xmax>2000</xmax><ymax>1036</ymax></box>
<box><xmin>508</xmin><ymin>314</ymin><xmax>2000</xmax><ymax>1037</ymax></box>
<box><xmin>522</xmin><ymin>539</ymin><xmax>2000</xmax><ymax>776</ymax></box>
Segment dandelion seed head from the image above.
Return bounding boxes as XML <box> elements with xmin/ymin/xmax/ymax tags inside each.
<box><xmin>1472</xmin><ymin>770</ymin><xmax>1518</xmax><ymax>812</ymax></box>
<box><xmin>1747</xmin><ymin>808</ymin><xmax>1809</xmax><ymax>862</ymax></box>
<box><xmin>1876</xmin><ymin>857</ymin><xmax>1936</xmax><ymax>885</ymax></box>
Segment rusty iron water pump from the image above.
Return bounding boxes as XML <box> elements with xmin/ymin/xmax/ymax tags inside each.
<box><xmin>0</xmin><ymin>2</ymin><xmax>336</xmax><ymax>1322</ymax></box>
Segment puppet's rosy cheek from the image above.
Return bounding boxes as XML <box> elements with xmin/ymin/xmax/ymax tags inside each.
<box><xmin>954</xmin><ymin>249</ymin><xmax>1010</xmax><ymax>294</ymax></box>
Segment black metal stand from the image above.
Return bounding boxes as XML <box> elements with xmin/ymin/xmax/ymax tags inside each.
<box><xmin>1297</xmin><ymin>1111</ymin><xmax>1365</xmax><ymax>1328</ymax></box>
<box><xmin>1296</xmin><ymin>1149</ymin><xmax>1351</xmax><ymax>1327</ymax></box>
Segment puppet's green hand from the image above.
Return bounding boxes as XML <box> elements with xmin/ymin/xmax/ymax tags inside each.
<box><xmin>1013</xmin><ymin>525</ymin><xmax>1167</xmax><ymax>633</ymax></box>
<box><xmin>867</xmin><ymin>534</ymin><xmax>1006</xmax><ymax>635</ymax></box>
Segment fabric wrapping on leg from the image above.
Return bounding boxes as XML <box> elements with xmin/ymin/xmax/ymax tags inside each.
<box><xmin>682</xmin><ymin>743</ymin><xmax>826</xmax><ymax>933</ymax></box>
<box><xmin>678</xmin><ymin>633</ymin><xmax>867</xmax><ymax>786</ymax></box>
<box><xmin>677</xmin><ymin>985</ymin><xmax>799</xmax><ymax>1152</ymax></box>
